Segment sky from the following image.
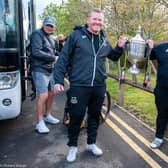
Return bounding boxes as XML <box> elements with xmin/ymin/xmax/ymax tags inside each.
<box><xmin>35</xmin><ymin>0</ymin><xmax>63</xmax><ymax>15</ymax></box>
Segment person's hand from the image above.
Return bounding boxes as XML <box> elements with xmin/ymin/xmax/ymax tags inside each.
<box><xmin>54</xmin><ymin>84</ymin><xmax>64</xmax><ymax>94</ymax></box>
<box><xmin>117</xmin><ymin>36</ymin><xmax>128</xmax><ymax>48</ymax></box>
<box><xmin>147</xmin><ymin>39</ymin><xmax>154</xmax><ymax>49</ymax></box>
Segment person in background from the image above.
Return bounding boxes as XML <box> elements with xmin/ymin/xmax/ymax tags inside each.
<box><xmin>54</xmin><ymin>34</ymin><xmax>67</xmax><ymax>62</ymax></box>
<box><xmin>148</xmin><ymin>39</ymin><xmax>168</xmax><ymax>148</ymax></box>
<box><xmin>53</xmin><ymin>8</ymin><xmax>127</xmax><ymax>162</ymax></box>
<box><xmin>30</xmin><ymin>16</ymin><xmax>60</xmax><ymax>134</ymax></box>
<box><xmin>56</xmin><ymin>34</ymin><xmax>67</xmax><ymax>52</ymax></box>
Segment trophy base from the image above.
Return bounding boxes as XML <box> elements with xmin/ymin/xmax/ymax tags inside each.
<box><xmin>128</xmin><ymin>67</ymin><xmax>140</xmax><ymax>75</ymax></box>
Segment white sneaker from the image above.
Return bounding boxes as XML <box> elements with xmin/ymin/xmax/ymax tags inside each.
<box><xmin>35</xmin><ymin>120</ymin><xmax>50</xmax><ymax>133</ymax></box>
<box><xmin>86</xmin><ymin>144</ymin><xmax>103</xmax><ymax>156</ymax></box>
<box><xmin>44</xmin><ymin>114</ymin><xmax>60</xmax><ymax>124</ymax></box>
<box><xmin>150</xmin><ymin>137</ymin><xmax>163</xmax><ymax>148</ymax></box>
<box><xmin>66</xmin><ymin>146</ymin><xmax>78</xmax><ymax>162</ymax></box>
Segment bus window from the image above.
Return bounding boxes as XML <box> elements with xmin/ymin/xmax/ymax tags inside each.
<box><xmin>0</xmin><ymin>0</ymin><xmax>17</xmax><ymax>48</ymax></box>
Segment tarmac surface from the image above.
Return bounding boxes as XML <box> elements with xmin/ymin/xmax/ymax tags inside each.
<box><xmin>0</xmin><ymin>88</ymin><xmax>168</xmax><ymax>168</ymax></box>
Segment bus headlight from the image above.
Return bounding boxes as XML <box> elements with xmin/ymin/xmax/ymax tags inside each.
<box><xmin>0</xmin><ymin>72</ymin><xmax>19</xmax><ymax>89</ymax></box>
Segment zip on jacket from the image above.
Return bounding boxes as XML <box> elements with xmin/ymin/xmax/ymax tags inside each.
<box><xmin>53</xmin><ymin>25</ymin><xmax>123</xmax><ymax>87</ymax></box>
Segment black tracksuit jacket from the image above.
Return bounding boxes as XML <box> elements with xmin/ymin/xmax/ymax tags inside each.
<box><xmin>53</xmin><ymin>25</ymin><xmax>123</xmax><ymax>86</ymax></box>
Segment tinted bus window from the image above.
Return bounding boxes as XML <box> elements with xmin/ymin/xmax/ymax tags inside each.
<box><xmin>0</xmin><ymin>0</ymin><xmax>17</xmax><ymax>48</ymax></box>
<box><xmin>0</xmin><ymin>49</ymin><xmax>19</xmax><ymax>72</ymax></box>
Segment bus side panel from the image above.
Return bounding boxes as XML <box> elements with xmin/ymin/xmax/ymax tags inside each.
<box><xmin>0</xmin><ymin>72</ymin><xmax>21</xmax><ymax>120</ymax></box>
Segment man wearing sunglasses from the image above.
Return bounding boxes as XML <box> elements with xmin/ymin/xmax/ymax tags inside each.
<box><xmin>30</xmin><ymin>16</ymin><xmax>60</xmax><ymax>134</ymax></box>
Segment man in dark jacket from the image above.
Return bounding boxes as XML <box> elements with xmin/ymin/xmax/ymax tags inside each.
<box><xmin>148</xmin><ymin>40</ymin><xmax>168</xmax><ymax>149</ymax></box>
<box><xmin>53</xmin><ymin>8</ymin><xmax>127</xmax><ymax>162</ymax></box>
<box><xmin>30</xmin><ymin>16</ymin><xmax>59</xmax><ymax>134</ymax></box>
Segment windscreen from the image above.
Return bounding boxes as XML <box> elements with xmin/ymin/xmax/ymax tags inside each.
<box><xmin>0</xmin><ymin>0</ymin><xmax>19</xmax><ymax>72</ymax></box>
<box><xmin>0</xmin><ymin>0</ymin><xmax>18</xmax><ymax>48</ymax></box>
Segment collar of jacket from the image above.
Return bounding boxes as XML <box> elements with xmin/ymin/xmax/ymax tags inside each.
<box><xmin>74</xmin><ymin>24</ymin><xmax>106</xmax><ymax>42</ymax></box>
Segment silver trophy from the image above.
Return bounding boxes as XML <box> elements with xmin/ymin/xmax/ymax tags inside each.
<box><xmin>128</xmin><ymin>26</ymin><xmax>146</xmax><ymax>74</ymax></box>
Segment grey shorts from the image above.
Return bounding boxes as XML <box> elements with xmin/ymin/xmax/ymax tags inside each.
<box><xmin>31</xmin><ymin>71</ymin><xmax>54</xmax><ymax>94</ymax></box>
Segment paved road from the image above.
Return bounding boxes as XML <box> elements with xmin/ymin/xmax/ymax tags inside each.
<box><xmin>0</xmin><ymin>89</ymin><xmax>168</xmax><ymax>168</ymax></box>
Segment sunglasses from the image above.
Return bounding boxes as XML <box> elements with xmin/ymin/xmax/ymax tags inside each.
<box><xmin>46</xmin><ymin>24</ymin><xmax>54</xmax><ymax>28</ymax></box>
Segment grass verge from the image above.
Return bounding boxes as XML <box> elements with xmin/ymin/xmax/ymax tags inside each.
<box><xmin>106</xmin><ymin>77</ymin><xmax>157</xmax><ymax>128</ymax></box>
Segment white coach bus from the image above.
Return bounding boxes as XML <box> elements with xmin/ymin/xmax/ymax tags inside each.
<box><xmin>0</xmin><ymin>0</ymin><xmax>36</xmax><ymax>119</ymax></box>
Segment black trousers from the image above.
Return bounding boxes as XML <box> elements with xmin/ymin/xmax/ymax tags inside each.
<box><xmin>66</xmin><ymin>86</ymin><xmax>106</xmax><ymax>146</ymax></box>
<box><xmin>154</xmin><ymin>86</ymin><xmax>168</xmax><ymax>139</ymax></box>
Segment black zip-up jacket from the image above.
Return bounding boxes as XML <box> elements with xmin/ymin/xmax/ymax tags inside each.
<box><xmin>150</xmin><ymin>42</ymin><xmax>168</xmax><ymax>88</ymax></box>
<box><xmin>53</xmin><ymin>25</ymin><xmax>123</xmax><ymax>86</ymax></box>
<box><xmin>30</xmin><ymin>28</ymin><xmax>56</xmax><ymax>74</ymax></box>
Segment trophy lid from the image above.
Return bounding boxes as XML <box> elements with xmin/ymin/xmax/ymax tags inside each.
<box><xmin>130</xmin><ymin>26</ymin><xmax>145</xmax><ymax>43</ymax></box>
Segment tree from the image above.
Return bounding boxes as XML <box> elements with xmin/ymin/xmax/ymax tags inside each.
<box><xmin>155</xmin><ymin>0</ymin><xmax>168</xmax><ymax>8</ymax></box>
<box><xmin>104</xmin><ymin>0</ymin><xmax>168</xmax><ymax>42</ymax></box>
<box><xmin>40</xmin><ymin>0</ymin><xmax>168</xmax><ymax>42</ymax></box>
